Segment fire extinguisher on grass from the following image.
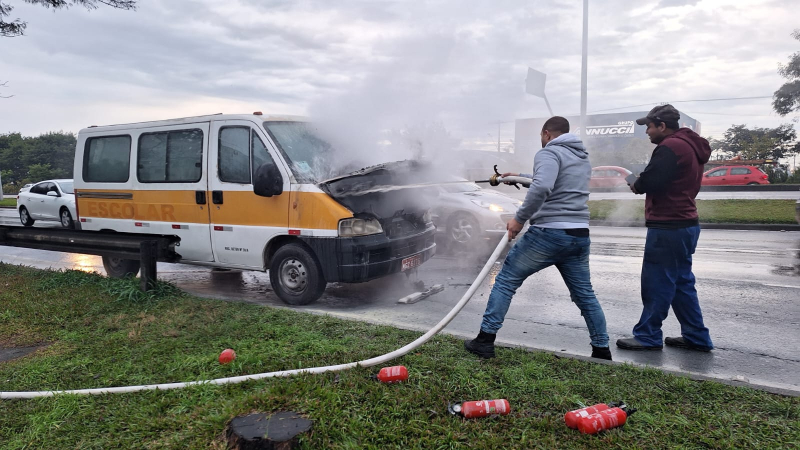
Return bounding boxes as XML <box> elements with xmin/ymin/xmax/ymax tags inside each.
<box><xmin>449</xmin><ymin>399</ymin><xmax>511</xmax><ymax>419</ymax></box>
<box><xmin>577</xmin><ymin>404</ymin><xmax>636</xmax><ymax>435</ymax></box>
<box><xmin>564</xmin><ymin>401</ymin><xmax>620</xmax><ymax>429</ymax></box>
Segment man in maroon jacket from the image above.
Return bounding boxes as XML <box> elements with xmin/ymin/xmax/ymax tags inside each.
<box><xmin>616</xmin><ymin>104</ymin><xmax>714</xmax><ymax>352</ymax></box>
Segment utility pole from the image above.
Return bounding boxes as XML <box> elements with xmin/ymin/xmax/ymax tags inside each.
<box><xmin>497</xmin><ymin>122</ymin><xmax>501</xmax><ymax>152</ymax></box>
<box><xmin>580</xmin><ymin>0</ymin><xmax>588</xmax><ymax>140</ymax></box>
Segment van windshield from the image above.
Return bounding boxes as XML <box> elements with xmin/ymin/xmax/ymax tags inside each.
<box><xmin>263</xmin><ymin>121</ymin><xmax>335</xmax><ymax>183</ymax></box>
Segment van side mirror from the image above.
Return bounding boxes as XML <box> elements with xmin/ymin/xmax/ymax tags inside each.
<box><xmin>253</xmin><ymin>162</ymin><xmax>284</xmax><ymax>197</ymax></box>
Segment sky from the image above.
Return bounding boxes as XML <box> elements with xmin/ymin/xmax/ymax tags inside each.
<box><xmin>1</xmin><ymin>0</ymin><xmax>798</xmax><ymax>152</ymax></box>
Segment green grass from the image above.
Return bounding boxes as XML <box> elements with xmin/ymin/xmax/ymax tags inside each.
<box><xmin>1</xmin><ymin>265</ymin><xmax>798</xmax><ymax>449</ymax></box>
<box><xmin>0</xmin><ymin>198</ymin><xmax>16</xmax><ymax>207</ymax></box>
<box><xmin>589</xmin><ymin>199</ymin><xmax>798</xmax><ymax>224</ymax></box>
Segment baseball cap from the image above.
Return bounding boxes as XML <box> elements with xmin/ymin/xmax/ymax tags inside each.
<box><xmin>635</xmin><ymin>104</ymin><xmax>681</xmax><ymax>126</ymax></box>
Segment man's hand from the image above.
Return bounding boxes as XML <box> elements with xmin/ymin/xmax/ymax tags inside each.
<box><xmin>501</xmin><ymin>172</ymin><xmax>519</xmax><ymax>185</ymax></box>
<box><xmin>507</xmin><ymin>218</ymin><xmax>524</xmax><ymax>241</ymax></box>
<box><xmin>629</xmin><ymin>183</ymin><xmax>641</xmax><ymax>195</ymax></box>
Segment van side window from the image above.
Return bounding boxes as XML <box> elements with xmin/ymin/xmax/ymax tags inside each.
<box><xmin>84</xmin><ymin>135</ymin><xmax>131</xmax><ymax>182</ymax></box>
<box><xmin>218</xmin><ymin>127</ymin><xmax>276</xmax><ymax>184</ymax></box>
<box><xmin>251</xmin><ymin>131</ymin><xmax>275</xmax><ymax>180</ymax></box>
<box><xmin>219</xmin><ymin>127</ymin><xmax>251</xmax><ymax>184</ymax></box>
<box><xmin>138</xmin><ymin>129</ymin><xmax>203</xmax><ymax>183</ymax></box>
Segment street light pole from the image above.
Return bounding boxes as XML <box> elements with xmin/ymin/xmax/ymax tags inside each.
<box><xmin>580</xmin><ymin>0</ymin><xmax>588</xmax><ymax>140</ymax></box>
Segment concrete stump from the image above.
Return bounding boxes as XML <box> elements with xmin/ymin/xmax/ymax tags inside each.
<box><xmin>226</xmin><ymin>412</ymin><xmax>313</xmax><ymax>450</ymax></box>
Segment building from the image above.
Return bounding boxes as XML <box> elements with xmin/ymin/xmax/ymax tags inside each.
<box><xmin>512</xmin><ymin>110</ymin><xmax>701</xmax><ymax>171</ymax></box>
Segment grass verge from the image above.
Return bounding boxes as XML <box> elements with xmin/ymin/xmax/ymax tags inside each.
<box><xmin>0</xmin><ymin>198</ymin><xmax>16</xmax><ymax>208</ymax></box>
<box><xmin>589</xmin><ymin>199</ymin><xmax>797</xmax><ymax>224</ymax></box>
<box><xmin>1</xmin><ymin>264</ymin><xmax>798</xmax><ymax>449</ymax></box>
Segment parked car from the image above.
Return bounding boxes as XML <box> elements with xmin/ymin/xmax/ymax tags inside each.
<box><xmin>701</xmin><ymin>165</ymin><xmax>769</xmax><ymax>186</ymax></box>
<box><xmin>430</xmin><ymin>179</ymin><xmax>522</xmax><ymax>251</ymax></box>
<box><xmin>590</xmin><ymin>166</ymin><xmax>632</xmax><ymax>189</ymax></box>
<box><xmin>17</xmin><ymin>179</ymin><xmax>77</xmax><ymax>228</ymax></box>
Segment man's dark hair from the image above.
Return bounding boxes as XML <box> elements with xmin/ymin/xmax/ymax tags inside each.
<box><xmin>542</xmin><ymin>116</ymin><xmax>570</xmax><ymax>134</ymax></box>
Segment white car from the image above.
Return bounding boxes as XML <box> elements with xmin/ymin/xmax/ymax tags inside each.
<box><xmin>17</xmin><ymin>179</ymin><xmax>77</xmax><ymax>228</ymax></box>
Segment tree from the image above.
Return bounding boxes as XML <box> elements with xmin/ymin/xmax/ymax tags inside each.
<box><xmin>713</xmin><ymin>124</ymin><xmax>799</xmax><ymax>161</ymax></box>
<box><xmin>773</xmin><ymin>29</ymin><xmax>800</xmax><ymax>116</ymax></box>
<box><xmin>1</xmin><ymin>0</ymin><xmax>136</xmax><ymax>37</ymax></box>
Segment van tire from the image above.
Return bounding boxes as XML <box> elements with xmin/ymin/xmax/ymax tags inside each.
<box><xmin>269</xmin><ymin>243</ymin><xmax>326</xmax><ymax>306</ymax></box>
<box><xmin>19</xmin><ymin>207</ymin><xmax>34</xmax><ymax>226</ymax></box>
<box><xmin>102</xmin><ymin>256</ymin><xmax>141</xmax><ymax>278</ymax></box>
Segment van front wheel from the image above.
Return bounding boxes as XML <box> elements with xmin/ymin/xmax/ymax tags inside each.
<box><xmin>269</xmin><ymin>243</ymin><xmax>326</xmax><ymax>306</ymax></box>
<box><xmin>102</xmin><ymin>256</ymin><xmax>141</xmax><ymax>278</ymax></box>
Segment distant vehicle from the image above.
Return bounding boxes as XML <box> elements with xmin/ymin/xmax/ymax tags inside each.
<box><xmin>590</xmin><ymin>166</ymin><xmax>632</xmax><ymax>189</ymax></box>
<box><xmin>430</xmin><ymin>179</ymin><xmax>522</xmax><ymax>251</ymax></box>
<box><xmin>17</xmin><ymin>179</ymin><xmax>76</xmax><ymax>228</ymax></box>
<box><xmin>702</xmin><ymin>165</ymin><xmax>769</xmax><ymax>186</ymax></box>
<box><xmin>19</xmin><ymin>183</ymin><xmax>33</xmax><ymax>194</ymax></box>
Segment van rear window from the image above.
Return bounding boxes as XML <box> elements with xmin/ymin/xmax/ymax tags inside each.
<box><xmin>83</xmin><ymin>135</ymin><xmax>131</xmax><ymax>183</ymax></box>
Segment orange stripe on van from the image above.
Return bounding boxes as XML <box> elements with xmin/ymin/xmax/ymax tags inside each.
<box><xmin>77</xmin><ymin>189</ymin><xmax>354</xmax><ymax>230</ymax></box>
<box><xmin>77</xmin><ymin>190</ymin><xmax>207</xmax><ymax>223</ymax></box>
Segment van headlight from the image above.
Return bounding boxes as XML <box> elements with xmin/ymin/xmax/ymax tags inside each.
<box><xmin>339</xmin><ymin>217</ymin><xmax>383</xmax><ymax>237</ymax></box>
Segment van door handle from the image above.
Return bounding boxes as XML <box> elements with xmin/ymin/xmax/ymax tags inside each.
<box><xmin>195</xmin><ymin>191</ymin><xmax>207</xmax><ymax>204</ymax></box>
<box><xmin>212</xmin><ymin>191</ymin><xmax>223</xmax><ymax>204</ymax></box>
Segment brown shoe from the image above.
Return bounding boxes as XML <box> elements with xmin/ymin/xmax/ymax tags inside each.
<box><xmin>665</xmin><ymin>337</ymin><xmax>712</xmax><ymax>352</ymax></box>
<box><xmin>616</xmin><ymin>338</ymin><xmax>662</xmax><ymax>351</ymax></box>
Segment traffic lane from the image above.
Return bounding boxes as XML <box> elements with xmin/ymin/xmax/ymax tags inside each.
<box><xmin>0</xmin><ymin>208</ymin><xmax>62</xmax><ymax>228</ymax></box>
<box><xmin>1</xmin><ymin>224</ymin><xmax>799</xmax><ymax>392</ymax></box>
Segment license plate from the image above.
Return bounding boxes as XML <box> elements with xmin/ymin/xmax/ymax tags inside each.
<box><xmin>401</xmin><ymin>254</ymin><xmax>423</xmax><ymax>271</ymax></box>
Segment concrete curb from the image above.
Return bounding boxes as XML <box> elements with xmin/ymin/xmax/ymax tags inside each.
<box><xmin>589</xmin><ymin>220</ymin><xmax>800</xmax><ymax>232</ymax></box>
<box><xmin>285</xmin><ymin>308</ymin><xmax>800</xmax><ymax>398</ymax></box>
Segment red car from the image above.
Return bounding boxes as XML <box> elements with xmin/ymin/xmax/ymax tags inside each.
<box><xmin>590</xmin><ymin>166</ymin><xmax>633</xmax><ymax>188</ymax></box>
<box><xmin>701</xmin><ymin>165</ymin><xmax>769</xmax><ymax>186</ymax></box>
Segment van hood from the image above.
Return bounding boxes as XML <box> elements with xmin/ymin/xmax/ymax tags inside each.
<box><xmin>319</xmin><ymin>160</ymin><xmax>437</xmax><ymax>236</ymax></box>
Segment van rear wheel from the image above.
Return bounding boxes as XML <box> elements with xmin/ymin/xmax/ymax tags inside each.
<box><xmin>270</xmin><ymin>243</ymin><xmax>326</xmax><ymax>306</ymax></box>
<box><xmin>102</xmin><ymin>256</ymin><xmax>141</xmax><ymax>278</ymax></box>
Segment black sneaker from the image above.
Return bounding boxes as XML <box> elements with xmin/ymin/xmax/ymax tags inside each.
<box><xmin>615</xmin><ymin>337</ymin><xmax>662</xmax><ymax>351</ymax></box>
<box><xmin>464</xmin><ymin>330</ymin><xmax>496</xmax><ymax>359</ymax></box>
<box><xmin>665</xmin><ymin>337</ymin><xmax>712</xmax><ymax>352</ymax></box>
<box><xmin>591</xmin><ymin>345</ymin><xmax>612</xmax><ymax>361</ymax></box>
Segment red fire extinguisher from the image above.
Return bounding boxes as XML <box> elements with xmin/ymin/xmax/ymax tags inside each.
<box><xmin>564</xmin><ymin>402</ymin><xmax>620</xmax><ymax>429</ymax></box>
<box><xmin>373</xmin><ymin>365</ymin><xmax>408</xmax><ymax>383</ymax></box>
<box><xmin>577</xmin><ymin>404</ymin><xmax>636</xmax><ymax>435</ymax></box>
<box><xmin>449</xmin><ymin>399</ymin><xmax>511</xmax><ymax>418</ymax></box>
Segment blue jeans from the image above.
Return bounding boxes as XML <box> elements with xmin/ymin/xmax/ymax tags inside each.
<box><xmin>632</xmin><ymin>226</ymin><xmax>713</xmax><ymax>349</ymax></box>
<box><xmin>480</xmin><ymin>226</ymin><xmax>609</xmax><ymax>347</ymax></box>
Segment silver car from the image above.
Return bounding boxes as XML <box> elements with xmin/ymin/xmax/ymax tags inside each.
<box><xmin>17</xmin><ymin>179</ymin><xmax>77</xmax><ymax>228</ymax></box>
<box><xmin>430</xmin><ymin>181</ymin><xmax>522</xmax><ymax>251</ymax></box>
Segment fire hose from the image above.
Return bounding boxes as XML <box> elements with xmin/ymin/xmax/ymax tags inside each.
<box><xmin>474</xmin><ymin>165</ymin><xmax>533</xmax><ymax>190</ymax></box>
<box><xmin>1</xmin><ymin>236</ymin><xmax>512</xmax><ymax>399</ymax></box>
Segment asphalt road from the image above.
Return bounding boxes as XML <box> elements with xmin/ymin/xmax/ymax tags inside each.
<box><xmin>1</xmin><ymin>208</ymin><xmax>799</xmax><ymax>394</ymax></box>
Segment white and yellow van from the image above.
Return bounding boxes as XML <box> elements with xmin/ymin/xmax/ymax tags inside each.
<box><xmin>73</xmin><ymin>113</ymin><xmax>436</xmax><ymax>305</ymax></box>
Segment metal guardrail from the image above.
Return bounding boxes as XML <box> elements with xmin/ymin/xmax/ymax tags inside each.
<box><xmin>0</xmin><ymin>226</ymin><xmax>181</xmax><ymax>291</ymax></box>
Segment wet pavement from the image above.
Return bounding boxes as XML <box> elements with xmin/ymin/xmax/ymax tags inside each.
<box><xmin>1</xmin><ymin>207</ymin><xmax>799</xmax><ymax>394</ymax></box>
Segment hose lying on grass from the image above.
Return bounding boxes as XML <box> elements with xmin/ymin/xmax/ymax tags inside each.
<box><xmin>1</xmin><ymin>236</ymin><xmax>510</xmax><ymax>399</ymax></box>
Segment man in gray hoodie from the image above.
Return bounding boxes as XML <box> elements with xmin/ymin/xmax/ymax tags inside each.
<box><xmin>464</xmin><ymin>116</ymin><xmax>611</xmax><ymax>360</ymax></box>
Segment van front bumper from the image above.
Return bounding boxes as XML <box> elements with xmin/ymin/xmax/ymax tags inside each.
<box><xmin>301</xmin><ymin>223</ymin><xmax>436</xmax><ymax>283</ymax></box>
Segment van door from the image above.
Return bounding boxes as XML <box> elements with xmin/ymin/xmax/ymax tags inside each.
<box><xmin>208</xmin><ymin>120</ymin><xmax>290</xmax><ymax>268</ymax></box>
<box><xmin>132</xmin><ymin>122</ymin><xmax>214</xmax><ymax>262</ymax></box>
